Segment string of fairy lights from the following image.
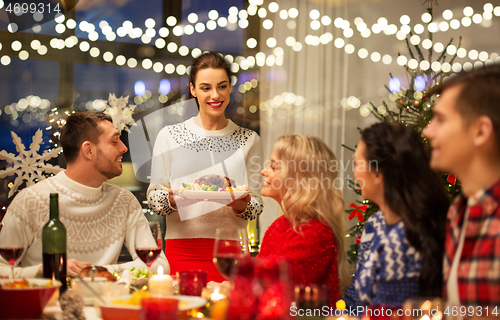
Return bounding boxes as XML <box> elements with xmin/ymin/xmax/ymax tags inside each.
<box><xmin>0</xmin><ymin>0</ymin><xmax>499</xmax><ymax>122</ymax></box>
<box><xmin>1</xmin><ymin>1</ymin><xmax>499</xmax><ymax>71</ymax></box>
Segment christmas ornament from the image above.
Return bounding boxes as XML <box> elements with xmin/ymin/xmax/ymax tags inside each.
<box><xmin>0</xmin><ymin>129</ymin><xmax>63</xmax><ymax>198</ymax></box>
<box><xmin>102</xmin><ymin>93</ymin><xmax>137</xmax><ymax>133</ymax></box>
<box><xmin>422</xmin><ymin>101</ymin><xmax>433</xmax><ymax>111</ymax></box>
<box><xmin>447</xmin><ymin>174</ymin><xmax>457</xmax><ymax>185</ymax></box>
<box><xmin>348</xmin><ymin>203</ymin><xmax>367</xmax><ymax>222</ymax></box>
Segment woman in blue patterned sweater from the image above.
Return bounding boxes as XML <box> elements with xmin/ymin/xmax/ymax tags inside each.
<box><xmin>342</xmin><ymin>122</ymin><xmax>450</xmax><ymax>309</ymax></box>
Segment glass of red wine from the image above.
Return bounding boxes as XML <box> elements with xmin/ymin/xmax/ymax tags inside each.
<box><xmin>135</xmin><ymin>236</ymin><xmax>162</xmax><ymax>283</ymax></box>
<box><xmin>0</xmin><ymin>223</ymin><xmax>24</xmax><ymax>279</ymax></box>
<box><xmin>213</xmin><ymin>227</ymin><xmax>250</xmax><ymax>280</ymax></box>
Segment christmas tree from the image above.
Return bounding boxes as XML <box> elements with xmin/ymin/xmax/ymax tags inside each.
<box><xmin>345</xmin><ymin>0</ymin><xmax>462</xmax><ymax>264</ymax></box>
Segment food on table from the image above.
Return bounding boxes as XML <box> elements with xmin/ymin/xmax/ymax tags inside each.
<box><xmin>112</xmin><ymin>290</ymin><xmax>151</xmax><ymax>306</ymax></box>
<box><xmin>115</xmin><ymin>267</ymin><xmax>153</xmax><ymax>281</ymax></box>
<box><xmin>80</xmin><ymin>266</ymin><xmax>117</xmax><ymax>282</ymax></box>
<box><xmin>1</xmin><ymin>278</ymin><xmax>53</xmax><ymax>289</ymax></box>
<box><xmin>111</xmin><ymin>290</ymin><xmax>188</xmax><ymax>308</ymax></box>
<box><xmin>182</xmin><ymin>174</ymin><xmax>247</xmax><ymax>192</ymax></box>
<box><xmin>129</xmin><ymin>266</ymin><xmax>154</xmax><ymax>278</ymax></box>
<box><xmin>0</xmin><ymin>278</ymin><xmax>61</xmax><ymax>319</ymax></box>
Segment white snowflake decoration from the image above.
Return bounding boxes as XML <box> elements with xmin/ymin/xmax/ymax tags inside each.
<box><xmin>0</xmin><ymin>129</ymin><xmax>63</xmax><ymax>198</ymax></box>
<box><xmin>102</xmin><ymin>93</ymin><xmax>137</xmax><ymax>133</ymax></box>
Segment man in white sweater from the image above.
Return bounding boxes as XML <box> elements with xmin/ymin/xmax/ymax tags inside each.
<box><xmin>0</xmin><ymin>111</ymin><xmax>169</xmax><ymax>278</ymax></box>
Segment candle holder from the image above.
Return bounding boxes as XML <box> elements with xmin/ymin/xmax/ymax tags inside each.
<box><xmin>202</xmin><ymin>285</ymin><xmax>229</xmax><ymax>303</ymax></box>
<box><xmin>141</xmin><ymin>297</ymin><xmax>178</xmax><ymax>320</ymax></box>
<box><xmin>294</xmin><ymin>284</ymin><xmax>331</xmax><ymax>310</ymax></box>
<box><xmin>177</xmin><ymin>270</ymin><xmax>207</xmax><ymax>296</ymax></box>
<box><xmin>226</xmin><ymin>258</ymin><xmax>292</xmax><ymax>320</ymax></box>
<box><xmin>402</xmin><ymin>298</ymin><xmax>443</xmax><ymax>320</ymax></box>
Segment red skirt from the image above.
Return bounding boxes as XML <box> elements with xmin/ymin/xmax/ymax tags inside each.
<box><xmin>166</xmin><ymin>238</ymin><xmax>238</xmax><ymax>283</ymax></box>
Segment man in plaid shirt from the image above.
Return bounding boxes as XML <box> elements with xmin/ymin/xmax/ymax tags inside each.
<box><xmin>424</xmin><ymin>65</ymin><xmax>500</xmax><ymax>307</ymax></box>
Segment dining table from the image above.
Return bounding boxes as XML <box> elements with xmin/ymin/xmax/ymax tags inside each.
<box><xmin>38</xmin><ymin>281</ymin><xmax>226</xmax><ymax>320</ymax></box>
<box><xmin>41</xmin><ymin>302</ymin><xmax>208</xmax><ymax>320</ymax></box>
<box><xmin>42</xmin><ymin>305</ymin><xmax>101</xmax><ymax>320</ymax></box>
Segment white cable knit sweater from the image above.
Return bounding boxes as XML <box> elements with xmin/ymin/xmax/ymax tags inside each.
<box><xmin>147</xmin><ymin>117</ymin><xmax>263</xmax><ymax>240</ymax></box>
<box><xmin>0</xmin><ymin>171</ymin><xmax>169</xmax><ymax>278</ymax></box>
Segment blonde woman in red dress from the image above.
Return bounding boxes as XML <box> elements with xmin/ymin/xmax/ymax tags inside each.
<box><xmin>258</xmin><ymin>135</ymin><xmax>351</xmax><ymax>306</ymax></box>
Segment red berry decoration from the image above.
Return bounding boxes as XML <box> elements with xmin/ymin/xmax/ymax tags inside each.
<box><xmin>356</xmin><ymin>237</ymin><xmax>361</xmax><ymax>245</ymax></box>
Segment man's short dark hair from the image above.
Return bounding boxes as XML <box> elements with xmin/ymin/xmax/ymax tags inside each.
<box><xmin>59</xmin><ymin>111</ymin><xmax>113</xmax><ymax>164</ymax></box>
<box><xmin>433</xmin><ymin>64</ymin><xmax>500</xmax><ymax>152</ymax></box>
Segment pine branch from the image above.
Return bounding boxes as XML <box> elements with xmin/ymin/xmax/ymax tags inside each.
<box><xmin>405</xmin><ymin>101</ymin><xmax>421</xmax><ymax>112</ymax></box>
<box><xmin>342</xmin><ymin>144</ymin><xmax>355</xmax><ymax>152</ymax></box>
<box><xmin>427</xmin><ymin>36</ymin><xmax>433</xmax><ymax>65</ymax></box>
<box><xmin>405</xmin><ymin>37</ymin><xmax>417</xmax><ymax>60</ymax></box>
<box><xmin>414</xmin><ymin>43</ymin><xmax>426</xmax><ymax>61</ymax></box>
<box><xmin>437</xmin><ymin>38</ymin><xmax>454</xmax><ymax>62</ymax></box>
<box><xmin>370</xmin><ymin>110</ymin><xmax>384</xmax><ymax>121</ymax></box>
<box><xmin>436</xmin><ymin>36</ymin><xmax>462</xmax><ymax>80</ymax></box>
<box><xmin>446</xmin><ymin>36</ymin><xmax>462</xmax><ymax>66</ymax></box>
<box><xmin>384</xmin><ymin>106</ymin><xmax>399</xmax><ymax>122</ymax></box>
<box><xmin>427</xmin><ymin>5</ymin><xmax>434</xmax><ymax>64</ymax></box>
<box><xmin>370</xmin><ymin>101</ymin><xmax>386</xmax><ymax>121</ymax></box>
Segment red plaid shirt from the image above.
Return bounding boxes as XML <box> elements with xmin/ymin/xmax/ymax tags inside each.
<box><xmin>443</xmin><ymin>179</ymin><xmax>500</xmax><ymax>306</ymax></box>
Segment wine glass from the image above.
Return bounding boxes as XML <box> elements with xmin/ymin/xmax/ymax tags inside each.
<box><xmin>213</xmin><ymin>227</ymin><xmax>250</xmax><ymax>280</ymax></box>
<box><xmin>0</xmin><ymin>221</ymin><xmax>24</xmax><ymax>279</ymax></box>
<box><xmin>135</xmin><ymin>236</ymin><xmax>162</xmax><ymax>281</ymax></box>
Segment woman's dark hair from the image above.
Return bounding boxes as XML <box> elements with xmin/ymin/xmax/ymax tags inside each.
<box><xmin>361</xmin><ymin>122</ymin><xmax>450</xmax><ymax>297</ymax></box>
<box><xmin>188</xmin><ymin>51</ymin><xmax>232</xmax><ymax>100</ymax></box>
<box><xmin>60</xmin><ymin>111</ymin><xmax>112</xmax><ymax>164</ymax></box>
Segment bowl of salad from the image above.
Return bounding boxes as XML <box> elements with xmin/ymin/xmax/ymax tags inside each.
<box><xmin>0</xmin><ymin>278</ymin><xmax>61</xmax><ymax>319</ymax></box>
<box><xmin>127</xmin><ymin>267</ymin><xmax>153</xmax><ymax>287</ymax></box>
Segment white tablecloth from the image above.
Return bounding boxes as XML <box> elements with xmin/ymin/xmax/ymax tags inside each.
<box><xmin>43</xmin><ymin>305</ymin><xmax>100</xmax><ymax>320</ymax></box>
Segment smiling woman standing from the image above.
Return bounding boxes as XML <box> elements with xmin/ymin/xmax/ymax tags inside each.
<box><xmin>147</xmin><ymin>52</ymin><xmax>263</xmax><ymax>282</ymax></box>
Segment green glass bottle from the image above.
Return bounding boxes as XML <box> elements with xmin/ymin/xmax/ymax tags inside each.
<box><xmin>42</xmin><ymin>193</ymin><xmax>67</xmax><ymax>294</ymax></box>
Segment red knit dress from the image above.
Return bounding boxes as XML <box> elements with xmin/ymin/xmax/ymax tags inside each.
<box><xmin>257</xmin><ymin>216</ymin><xmax>341</xmax><ymax>307</ymax></box>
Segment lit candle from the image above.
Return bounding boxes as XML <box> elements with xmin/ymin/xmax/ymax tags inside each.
<box><xmin>210</xmin><ymin>287</ymin><xmax>225</xmax><ymax>302</ymax></box>
<box><xmin>148</xmin><ymin>266</ymin><xmax>173</xmax><ymax>296</ymax></box>
<box><xmin>202</xmin><ymin>285</ymin><xmax>228</xmax><ymax>303</ymax></box>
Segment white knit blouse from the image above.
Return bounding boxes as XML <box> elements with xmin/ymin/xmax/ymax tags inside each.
<box><xmin>0</xmin><ymin>171</ymin><xmax>169</xmax><ymax>278</ymax></box>
<box><xmin>147</xmin><ymin>117</ymin><xmax>263</xmax><ymax>240</ymax></box>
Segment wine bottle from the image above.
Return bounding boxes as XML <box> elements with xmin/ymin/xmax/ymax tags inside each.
<box><xmin>42</xmin><ymin>193</ymin><xmax>67</xmax><ymax>294</ymax></box>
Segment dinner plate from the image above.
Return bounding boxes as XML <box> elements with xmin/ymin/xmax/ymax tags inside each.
<box><xmin>171</xmin><ymin>295</ymin><xmax>207</xmax><ymax>310</ymax></box>
<box><xmin>178</xmin><ymin>190</ymin><xmax>249</xmax><ymax>200</ymax></box>
<box><xmin>104</xmin><ymin>294</ymin><xmax>206</xmax><ymax>311</ymax></box>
